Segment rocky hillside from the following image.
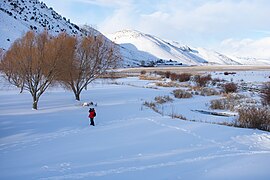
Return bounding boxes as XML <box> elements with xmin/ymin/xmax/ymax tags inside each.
<box><xmin>0</xmin><ymin>0</ymin><xmax>85</xmax><ymax>50</ymax></box>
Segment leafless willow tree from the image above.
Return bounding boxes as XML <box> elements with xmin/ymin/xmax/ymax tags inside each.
<box><xmin>0</xmin><ymin>48</ymin><xmax>4</xmax><ymax>70</ymax></box>
<box><xmin>0</xmin><ymin>30</ymin><xmax>121</xmax><ymax>108</ymax></box>
<box><xmin>0</xmin><ymin>48</ymin><xmax>4</xmax><ymax>57</ymax></box>
<box><xmin>0</xmin><ymin>31</ymin><xmax>70</xmax><ymax>109</ymax></box>
<box><xmin>59</xmin><ymin>34</ymin><xmax>121</xmax><ymax>101</ymax></box>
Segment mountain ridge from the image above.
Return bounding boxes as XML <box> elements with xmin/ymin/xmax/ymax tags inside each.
<box><xmin>107</xmin><ymin>29</ymin><xmax>242</xmax><ymax>67</ymax></box>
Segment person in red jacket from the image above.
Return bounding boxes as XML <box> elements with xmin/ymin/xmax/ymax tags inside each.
<box><xmin>88</xmin><ymin>108</ymin><xmax>96</xmax><ymax>126</ymax></box>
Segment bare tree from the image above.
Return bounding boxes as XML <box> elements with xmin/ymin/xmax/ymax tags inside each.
<box><xmin>0</xmin><ymin>31</ymin><xmax>68</xmax><ymax>109</ymax></box>
<box><xmin>0</xmin><ymin>48</ymin><xmax>4</xmax><ymax>61</ymax></box>
<box><xmin>0</xmin><ymin>48</ymin><xmax>5</xmax><ymax>74</ymax></box>
<box><xmin>59</xmin><ymin>34</ymin><xmax>121</xmax><ymax>101</ymax></box>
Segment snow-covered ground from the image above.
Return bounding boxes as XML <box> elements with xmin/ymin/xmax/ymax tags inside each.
<box><xmin>0</xmin><ymin>72</ymin><xmax>270</xmax><ymax>180</ymax></box>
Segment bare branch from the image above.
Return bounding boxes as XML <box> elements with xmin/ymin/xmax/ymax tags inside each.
<box><xmin>58</xmin><ymin>33</ymin><xmax>121</xmax><ymax>101</ymax></box>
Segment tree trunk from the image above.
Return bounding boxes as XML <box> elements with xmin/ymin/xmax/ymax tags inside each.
<box><xmin>32</xmin><ymin>94</ymin><xmax>38</xmax><ymax>110</ymax></box>
<box><xmin>75</xmin><ymin>93</ymin><xmax>80</xmax><ymax>101</ymax></box>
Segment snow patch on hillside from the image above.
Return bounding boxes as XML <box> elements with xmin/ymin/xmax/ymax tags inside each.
<box><xmin>0</xmin><ymin>10</ymin><xmax>29</xmax><ymax>50</ymax></box>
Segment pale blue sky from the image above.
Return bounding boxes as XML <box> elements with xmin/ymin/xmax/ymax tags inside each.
<box><xmin>42</xmin><ymin>0</ymin><xmax>270</xmax><ymax>58</ymax></box>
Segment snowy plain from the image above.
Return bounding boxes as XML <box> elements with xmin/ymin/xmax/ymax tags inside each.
<box><xmin>0</xmin><ymin>71</ymin><xmax>270</xmax><ymax>180</ymax></box>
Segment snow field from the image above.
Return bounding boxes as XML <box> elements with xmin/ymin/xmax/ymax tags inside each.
<box><xmin>0</xmin><ymin>75</ymin><xmax>270</xmax><ymax>179</ymax></box>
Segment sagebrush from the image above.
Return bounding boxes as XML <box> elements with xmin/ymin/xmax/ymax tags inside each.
<box><xmin>173</xmin><ymin>89</ymin><xmax>193</xmax><ymax>98</ymax></box>
<box><xmin>154</xmin><ymin>95</ymin><xmax>173</xmax><ymax>104</ymax></box>
<box><xmin>223</xmin><ymin>82</ymin><xmax>238</xmax><ymax>93</ymax></box>
<box><xmin>237</xmin><ymin>107</ymin><xmax>270</xmax><ymax>131</ymax></box>
<box><xmin>260</xmin><ymin>82</ymin><xmax>270</xmax><ymax>106</ymax></box>
<box><xmin>193</xmin><ymin>74</ymin><xmax>212</xmax><ymax>87</ymax></box>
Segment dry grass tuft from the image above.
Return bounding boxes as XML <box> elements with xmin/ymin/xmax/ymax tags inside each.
<box><xmin>237</xmin><ymin>106</ymin><xmax>270</xmax><ymax>131</ymax></box>
<box><xmin>155</xmin><ymin>81</ymin><xmax>180</xmax><ymax>87</ymax></box>
<box><xmin>173</xmin><ymin>89</ymin><xmax>193</xmax><ymax>99</ymax></box>
<box><xmin>139</xmin><ymin>75</ymin><xmax>162</xmax><ymax>81</ymax></box>
<box><xmin>223</xmin><ymin>82</ymin><xmax>238</xmax><ymax>93</ymax></box>
<box><xmin>261</xmin><ymin>82</ymin><xmax>270</xmax><ymax>106</ymax></box>
<box><xmin>193</xmin><ymin>74</ymin><xmax>212</xmax><ymax>87</ymax></box>
<box><xmin>154</xmin><ymin>95</ymin><xmax>173</xmax><ymax>104</ymax></box>
<box><xmin>200</xmin><ymin>87</ymin><xmax>221</xmax><ymax>96</ymax></box>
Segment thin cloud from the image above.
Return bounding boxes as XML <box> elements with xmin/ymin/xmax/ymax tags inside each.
<box><xmin>72</xmin><ymin>0</ymin><xmax>132</xmax><ymax>7</ymax></box>
<box><xmin>99</xmin><ymin>5</ymin><xmax>136</xmax><ymax>33</ymax></box>
<box><xmin>219</xmin><ymin>37</ymin><xmax>270</xmax><ymax>59</ymax></box>
<box><xmin>252</xmin><ymin>30</ymin><xmax>270</xmax><ymax>35</ymax></box>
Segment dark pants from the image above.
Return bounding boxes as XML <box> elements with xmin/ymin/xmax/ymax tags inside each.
<box><xmin>90</xmin><ymin>118</ymin><xmax>95</xmax><ymax>126</ymax></box>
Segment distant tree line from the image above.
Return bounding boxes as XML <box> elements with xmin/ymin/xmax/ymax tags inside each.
<box><xmin>0</xmin><ymin>30</ymin><xmax>121</xmax><ymax>110</ymax></box>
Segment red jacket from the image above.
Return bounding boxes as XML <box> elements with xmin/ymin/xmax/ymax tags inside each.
<box><xmin>89</xmin><ymin>111</ymin><xmax>96</xmax><ymax>118</ymax></box>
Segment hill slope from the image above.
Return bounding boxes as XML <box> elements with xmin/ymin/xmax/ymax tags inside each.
<box><xmin>0</xmin><ymin>0</ymin><xmax>84</xmax><ymax>50</ymax></box>
<box><xmin>107</xmin><ymin>30</ymin><xmax>241</xmax><ymax>67</ymax></box>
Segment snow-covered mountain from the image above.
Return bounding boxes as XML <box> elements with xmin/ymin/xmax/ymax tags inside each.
<box><xmin>107</xmin><ymin>30</ymin><xmax>241</xmax><ymax>67</ymax></box>
<box><xmin>0</xmin><ymin>0</ymin><xmax>98</xmax><ymax>50</ymax></box>
<box><xmin>229</xmin><ymin>56</ymin><xmax>270</xmax><ymax>65</ymax></box>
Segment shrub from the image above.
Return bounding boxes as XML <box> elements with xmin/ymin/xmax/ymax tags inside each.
<box><xmin>223</xmin><ymin>82</ymin><xmax>238</xmax><ymax>93</ymax></box>
<box><xmin>169</xmin><ymin>113</ymin><xmax>187</xmax><ymax>120</ymax></box>
<box><xmin>178</xmin><ymin>73</ymin><xmax>192</xmax><ymax>82</ymax></box>
<box><xmin>211</xmin><ymin>78</ymin><xmax>224</xmax><ymax>86</ymax></box>
<box><xmin>210</xmin><ymin>93</ymin><xmax>247</xmax><ymax>111</ymax></box>
<box><xmin>200</xmin><ymin>87</ymin><xmax>220</xmax><ymax>96</ymax></box>
<box><xmin>210</xmin><ymin>99</ymin><xmax>227</xmax><ymax>110</ymax></box>
<box><xmin>173</xmin><ymin>89</ymin><xmax>193</xmax><ymax>98</ymax></box>
<box><xmin>225</xmin><ymin>93</ymin><xmax>246</xmax><ymax>101</ymax></box>
<box><xmin>143</xmin><ymin>101</ymin><xmax>158</xmax><ymax>112</ymax></box>
<box><xmin>155</xmin><ymin>81</ymin><xmax>179</xmax><ymax>87</ymax></box>
<box><xmin>170</xmin><ymin>73</ymin><xmax>179</xmax><ymax>81</ymax></box>
<box><xmin>165</xmin><ymin>71</ymin><xmax>171</xmax><ymax>78</ymax></box>
<box><xmin>193</xmin><ymin>74</ymin><xmax>212</xmax><ymax>87</ymax></box>
<box><xmin>237</xmin><ymin>107</ymin><xmax>270</xmax><ymax>131</ymax></box>
<box><xmin>140</xmin><ymin>70</ymin><xmax>147</xmax><ymax>75</ymax></box>
<box><xmin>168</xmin><ymin>73</ymin><xmax>192</xmax><ymax>82</ymax></box>
<box><xmin>154</xmin><ymin>95</ymin><xmax>173</xmax><ymax>104</ymax></box>
<box><xmin>100</xmin><ymin>72</ymin><xmax>127</xmax><ymax>79</ymax></box>
<box><xmin>154</xmin><ymin>71</ymin><xmax>165</xmax><ymax>77</ymax></box>
<box><xmin>261</xmin><ymin>82</ymin><xmax>270</xmax><ymax>106</ymax></box>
